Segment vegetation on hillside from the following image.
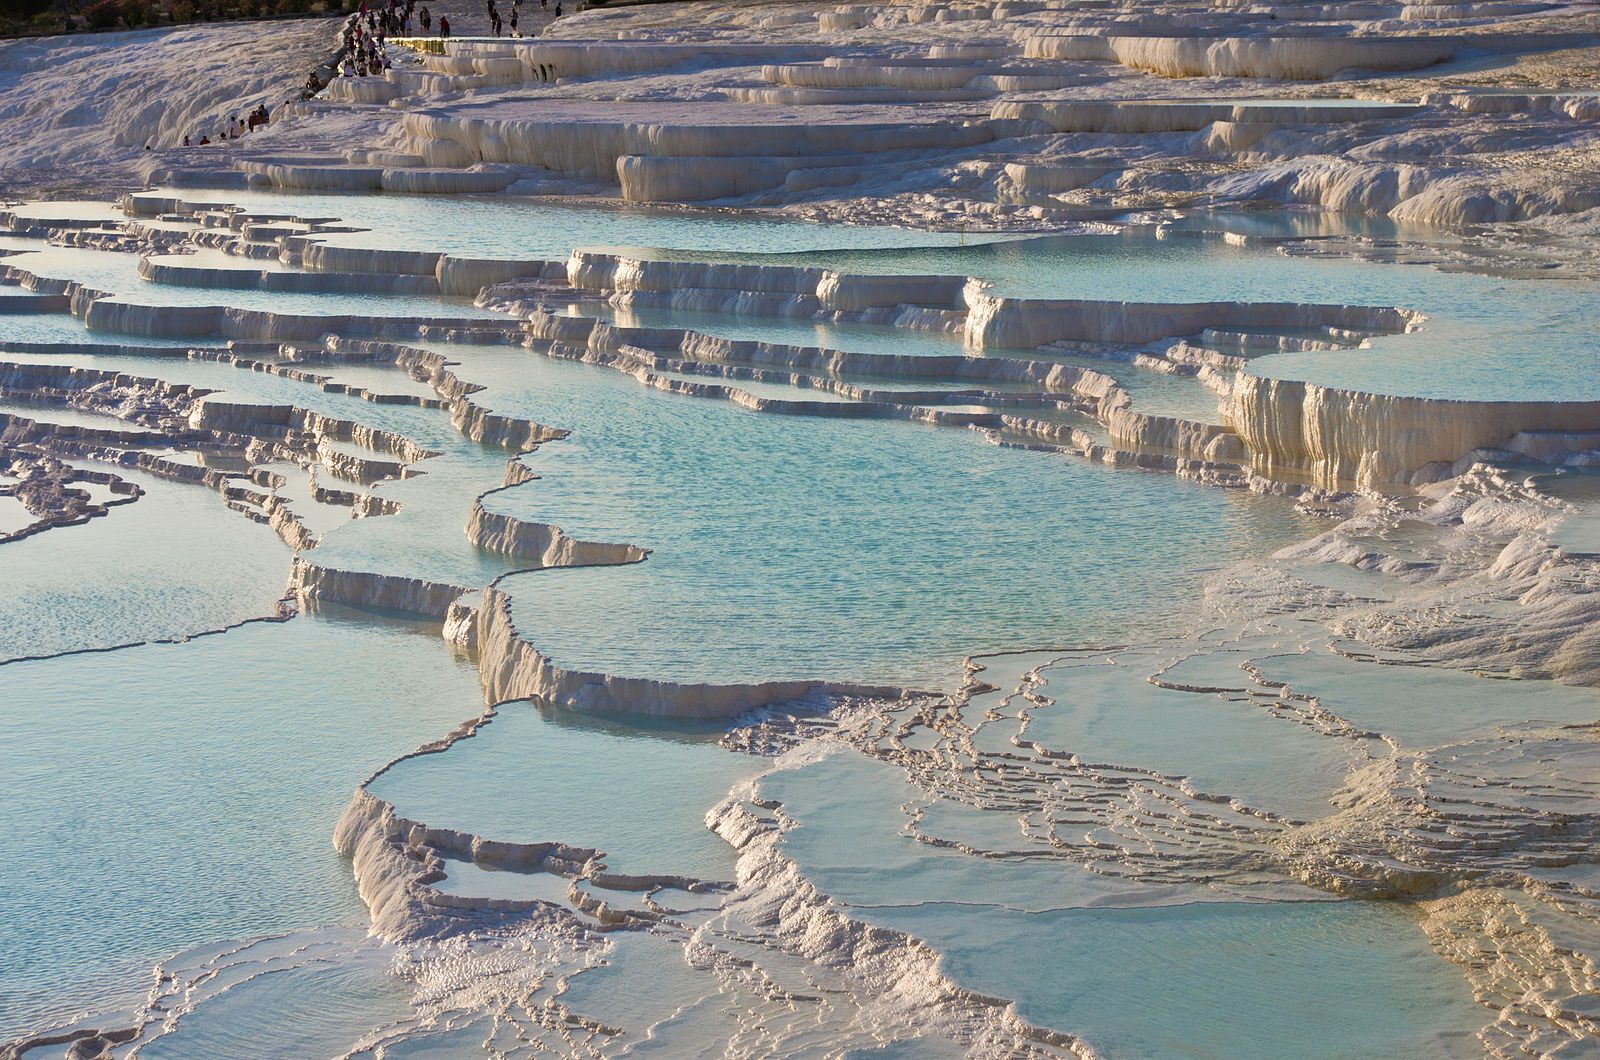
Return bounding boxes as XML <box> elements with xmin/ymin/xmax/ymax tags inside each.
<box><xmin>1</xmin><ymin>0</ymin><xmax>343</xmax><ymax>39</ymax></box>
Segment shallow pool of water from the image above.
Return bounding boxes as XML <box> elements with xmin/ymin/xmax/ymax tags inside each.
<box><xmin>0</xmin><ymin>398</ymin><xmax>160</xmax><ymax>432</ymax></box>
<box><xmin>0</xmin><ymin>311</ymin><xmax>201</xmax><ymax>347</ymax></box>
<box><xmin>758</xmin><ymin>750</ymin><xmax>1485</xmax><ymax>1059</ymax></box>
<box><xmin>4</xmin><ymin>244</ymin><xmax>509</xmax><ymax>321</ymax></box>
<box><xmin>3</xmin><ymin>192</ymin><xmax>1568</xmax><ymax>1057</ymax></box>
<box><xmin>0</xmin><ymin>467</ymin><xmax>288</xmax><ymax>661</ymax></box>
<box><xmin>677</xmin><ymin>223</ymin><xmax>1600</xmax><ymax>402</ymax></box>
<box><xmin>472</xmin><ymin>343</ymin><xmax>1313</xmax><ymax>689</ymax></box>
<box><xmin>1258</xmin><ymin>647</ymin><xmax>1600</xmax><ymax>749</ymax></box>
<box><xmin>371</xmin><ymin>702</ymin><xmax>752</xmax><ymax>880</ymax></box>
<box><xmin>0</xmin><ymin>613</ymin><xmax>483</xmax><ymax>1042</ymax></box>
<box><xmin>146</xmin><ymin>188</ymin><xmax>992</xmax><ymax>258</ymax></box>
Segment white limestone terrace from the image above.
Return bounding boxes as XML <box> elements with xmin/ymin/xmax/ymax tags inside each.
<box><xmin>0</xmin><ymin>0</ymin><xmax>1593</xmax><ymax>246</ymax></box>
<box><xmin>309</xmin><ymin>458</ymin><xmax>1600</xmax><ymax>1057</ymax></box>
<box><xmin>4</xmin><ymin>181</ymin><xmax>1600</xmax><ymax>1060</ymax></box>
<box><xmin>7</xmin><ymin>7</ymin><xmax>1600</xmax><ymax>1055</ymax></box>
<box><xmin>2</xmin><ymin>0</ymin><xmax>1561</xmax><ymax>240</ymax></box>
<box><xmin>7</xmin><ymin>194</ymin><xmax>1598</xmax><ymax>496</ymax></box>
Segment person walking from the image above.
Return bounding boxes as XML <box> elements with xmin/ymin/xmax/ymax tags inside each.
<box><xmin>419</xmin><ymin>4</ymin><xmax>429</xmax><ymax>30</ymax></box>
<box><xmin>438</xmin><ymin>13</ymin><xmax>449</xmax><ymax>36</ymax></box>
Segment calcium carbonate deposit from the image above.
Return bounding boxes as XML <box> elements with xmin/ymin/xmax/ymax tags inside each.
<box><xmin>3</xmin><ymin>0</ymin><xmax>1600</xmax><ymax>1055</ymax></box>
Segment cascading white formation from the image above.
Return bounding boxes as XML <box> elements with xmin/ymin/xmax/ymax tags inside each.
<box><xmin>6</xmin><ymin>23</ymin><xmax>1600</xmax><ymax>1039</ymax></box>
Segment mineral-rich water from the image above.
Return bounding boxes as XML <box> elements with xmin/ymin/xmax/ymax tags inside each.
<box><xmin>3</xmin><ymin>193</ymin><xmax>1593</xmax><ymax>1057</ymax></box>
<box><xmin>0</xmin><ymin>614</ymin><xmax>484</xmax><ymax>1041</ymax></box>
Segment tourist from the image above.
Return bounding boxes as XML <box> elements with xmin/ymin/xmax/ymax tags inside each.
<box><xmin>509</xmin><ymin>8</ymin><xmax>517</xmax><ymax>34</ymax></box>
<box><xmin>438</xmin><ymin>14</ymin><xmax>449</xmax><ymax>36</ymax></box>
<box><xmin>419</xmin><ymin>4</ymin><xmax>429</xmax><ymax>30</ymax></box>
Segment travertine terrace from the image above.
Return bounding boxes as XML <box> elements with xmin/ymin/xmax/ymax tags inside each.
<box><xmin>3</xmin><ymin>0</ymin><xmax>1600</xmax><ymax>1056</ymax></box>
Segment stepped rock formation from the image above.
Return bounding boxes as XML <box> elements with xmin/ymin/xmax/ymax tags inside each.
<box><xmin>4</xmin><ymin>0</ymin><xmax>1600</xmax><ymax>1053</ymax></box>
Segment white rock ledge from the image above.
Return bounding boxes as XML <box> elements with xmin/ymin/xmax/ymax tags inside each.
<box><xmin>475</xmin><ymin>584</ymin><xmax>911</xmax><ymax>719</ymax></box>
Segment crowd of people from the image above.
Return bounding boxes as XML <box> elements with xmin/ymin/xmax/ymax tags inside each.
<box><xmin>328</xmin><ymin>0</ymin><xmax>563</xmax><ymax>73</ymax></box>
<box><xmin>177</xmin><ymin>0</ymin><xmax>568</xmax><ymax>148</ymax></box>
<box><xmin>332</xmin><ymin>0</ymin><xmax>567</xmax><ymax>70</ymax></box>
<box><xmin>335</xmin><ymin>0</ymin><xmax>410</xmax><ymax>76</ymax></box>
<box><xmin>180</xmin><ymin>102</ymin><xmax>272</xmax><ymax>146</ymax></box>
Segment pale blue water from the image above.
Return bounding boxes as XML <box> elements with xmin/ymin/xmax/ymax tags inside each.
<box><xmin>148</xmin><ymin>247</ymin><xmax>301</xmax><ymax>273</ymax></box>
<box><xmin>4</xmin><ymin>194</ymin><xmax>1578</xmax><ymax>1055</ymax></box>
<box><xmin>298</xmin><ymin>360</ymin><xmax>445</xmax><ymax>402</ymax></box>
<box><xmin>1016</xmin><ymin>649</ymin><xmax>1373</xmax><ymax>820</ymax></box>
<box><xmin>757</xmin><ymin>750</ymin><xmax>1485</xmax><ymax>1059</ymax></box>
<box><xmin>594</xmin><ymin>304</ymin><xmax>1226</xmax><ymax>420</ymax></box>
<box><xmin>0</xmin><ymin>337</ymin><xmax>512</xmax><ymax>598</ymax></box>
<box><xmin>0</xmin><ymin>492</ymin><xmax>32</xmax><ymax>534</ymax></box>
<box><xmin>1541</xmin><ymin>470</ymin><xmax>1600</xmax><ymax>556</ymax></box>
<box><xmin>676</xmin><ymin>226</ymin><xmax>1600</xmax><ymax>401</ymax></box>
<box><xmin>0</xmin><ymin>337</ymin><xmax>445</xmax><ymax>420</ymax></box>
<box><xmin>0</xmin><ymin>614</ymin><xmax>483</xmax><ymax>1041</ymax></box>
<box><xmin>1255</xmin><ymin>648</ymin><xmax>1600</xmax><ymax>749</ymax></box>
<box><xmin>0</xmin><ymin>467</ymin><xmax>288</xmax><ymax>661</ymax></box>
<box><xmin>596</xmin><ymin>303</ymin><xmax>961</xmax><ymax>361</ymax></box>
<box><xmin>29</xmin><ymin>195</ymin><xmax>1597</xmax><ymax>403</ymax></box>
<box><xmin>133</xmin><ymin>932</ymin><xmax>414</xmax><ymax>1060</ymax></box>
<box><xmin>0</xmin><ymin>311</ymin><xmax>201</xmax><ymax>346</ymax></box>
<box><xmin>900</xmin><ymin>899</ymin><xmax>1477</xmax><ymax>1058</ymax></box>
<box><xmin>4</xmin><ymin>200</ymin><xmax>127</xmax><ymax>223</ymax></box>
<box><xmin>472</xmin><ymin>343</ymin><xmax>1312</xmax><ymax>688</ymax></box>
<box><xmin>0</xmin><ymin>398</ymin><xmax>162</xmax><ymax>432</ymax></box>
<box><xmin>369</xmin><ymin>704</ymin><xmax>751</xmax><ymax>879</ymax></box>
<box><xmin>0</xmin><ymin>319</ymin><xmax>542</xmax><ymax>595</ymax></box>
<box><xmin>146</xmin><ymin>187</ymin><xmax>991</xmax><ymax>258</ymax></box>
<box><xmin>1</xmin><ymin>244</ymin><xmax>510</xmax><ymax>320</ymax></box>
